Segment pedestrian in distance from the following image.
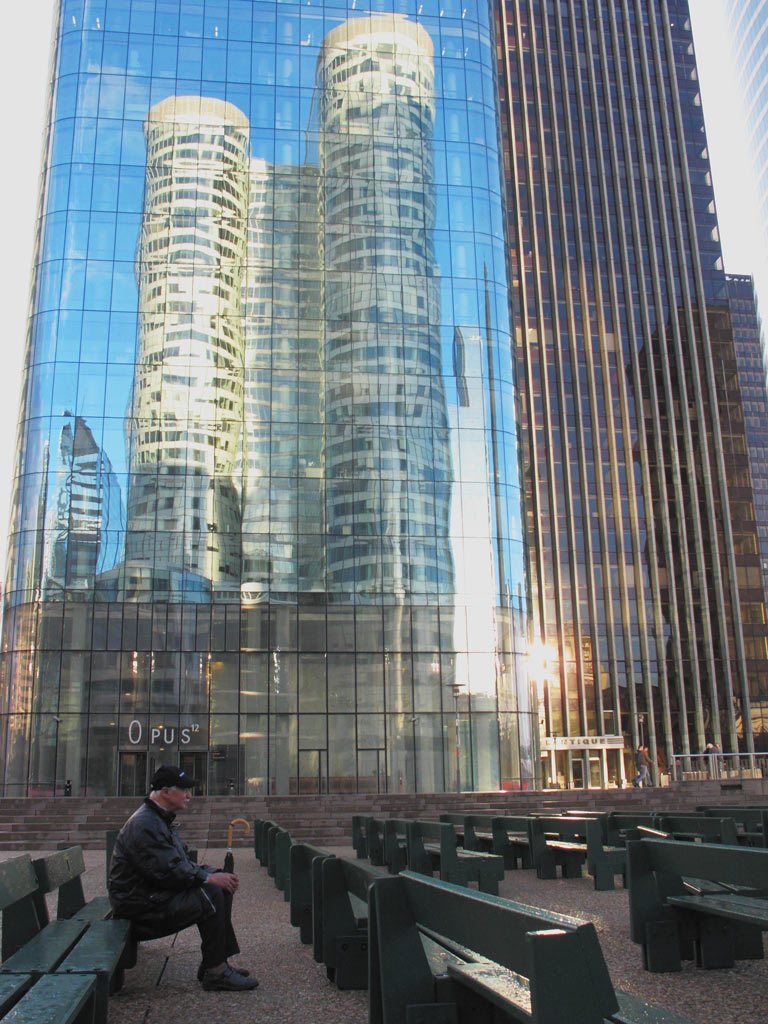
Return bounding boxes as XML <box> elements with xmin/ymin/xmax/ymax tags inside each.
<box><xmin>632</xmin><ymin>744</ymin><xmax>655</xmax><ymax>787</ymax></box>
<box><xmin>108</xmin><ymin>765</ymin><xmax>258</xmax><ymax>991</ymax></box>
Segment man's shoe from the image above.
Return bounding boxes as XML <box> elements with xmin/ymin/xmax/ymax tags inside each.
<box><xmin>201</xmin><ymin>966</ymin><xmax>259</xmax><ymax>991</ymax></box>
<box><xmin>197</xmin><ymin>963</ymin><xmax>251</xmax><ymax>982</ymax></box>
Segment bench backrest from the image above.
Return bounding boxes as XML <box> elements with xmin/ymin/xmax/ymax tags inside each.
<box><xmin>32</xmin><ymin>847</ymin><xmax>87</xmax><ymax>923</ymax></box>
<box><xmin>351</xmin><ymin>815</ymin><xmax>368</xmax><ymax>857</ymax></box>
<box><xmin>627</xmin><ymin>837</ymin><xmax>768</xmax><ymax>943</ymax></box>
<box><xmin>438</xmin><ymin>813</ymin><xmax>465</xmax><ymax>827</ymax></box>
<box><xmin>655</xmin><ymin>814</ymin><xmax>738</xmax><ymax>844</ymax></box>
<box><xmin>320</xmin><ymin>857</ymin><xmax>385</xmax><ymax>972</ymax></box>
<box><xmin>699</xmin><ymin>807</ymin><xmax>767</xmax><ymax>830</ymax></box>
<box><xmin>406</xmin><ymin>820</ymin><xmax>457</xmax><ymax>875</ymax></box>
<box><xmin>0</xmin><ymin>854</ymin><xmax>45</xmax><ymax>961</ymax></box>
<box><xmin>363</xmin><ymin>817</ymin><xmax>386</xmax><ymax>865</ymax></box>
<box><xmin>369</xmin><ymin>870</ymin><xmax>618</xmax><ymax>1024</ymax></box>
<box><xmin>382</xmin><ymin>818</ymin><xmax>411</xmax><ymax>873</ymax></box>
<box><xmin>605</xmin><ymin>812</ymin><xmax>656</xmax><ymax>845</ymax></box>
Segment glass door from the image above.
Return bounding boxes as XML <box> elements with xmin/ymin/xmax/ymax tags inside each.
<box><xmin>358</xmin><ymin>749</ymin><xmax>385</xmax><ymax>793</ymax></box>
<box><xmin>118</xmin><ymin>752</ymin><xmax>147</xmax><ymax>796</ymax></box>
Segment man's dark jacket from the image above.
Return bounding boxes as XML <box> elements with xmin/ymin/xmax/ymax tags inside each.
<box><xmin>108</xmin><ymin>796</ymin><xmax>215</xmax><ymax>939</ymax></box>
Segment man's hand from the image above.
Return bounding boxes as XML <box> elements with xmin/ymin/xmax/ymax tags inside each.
<box><xmin>207</xmin><ymin>871</ymin><xmax>239</xmax><ymax>893</ymax></box>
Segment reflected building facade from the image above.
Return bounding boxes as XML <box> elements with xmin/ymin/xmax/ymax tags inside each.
<box><xmin>499</xmin><ymin>0</ymin><xmax>768</xmax><ymax>786</ymax></box>
<box><xmin>1</xmin><ymin>0</ymin><xmax>528</xmax><ymax>797</ymax></box>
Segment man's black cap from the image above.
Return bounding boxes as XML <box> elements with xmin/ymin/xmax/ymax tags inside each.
<box><xmin>150</xmin><ymin>765</ymin><xmax>201</xmax><ymax>790</ymax></box>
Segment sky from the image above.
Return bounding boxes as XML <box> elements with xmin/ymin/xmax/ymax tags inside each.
<box><xmin>0</xmin><ymin>0</ymin><xmax>760</xmax><ymax>584</ymax></box>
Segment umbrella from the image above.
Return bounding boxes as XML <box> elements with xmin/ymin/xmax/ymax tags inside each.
<box><xmin>223</xmin><ymin>818</ymin><xmax>251</xmax><ymax>873</ymax></box>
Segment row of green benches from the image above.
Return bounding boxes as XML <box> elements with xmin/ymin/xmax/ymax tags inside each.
<box><xmin>0</xmin><ymin>846</ymin><xmax>135</xmax><ymax>1023</ymax></box>
<box><xmin>350</xmin><ymin>809</ymin><xmax>768</xmax><ymax>974</ymax></box>
<box><xmin>253</xmin><ymin>818</ymin><xmax>695</xmax><ymax>1024</ymax></box>
<box><xmin>353</xmin><ymin>813</ymin><xmax>627</xmax><ymax>890</ymax></box>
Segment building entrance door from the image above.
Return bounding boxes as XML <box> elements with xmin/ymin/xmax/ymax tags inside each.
<box><xmin>358</xmin><ymin>749</ymin><xmax>385</xmax><ymax>793</ymax></box>
<box><xmin>179</xmin><ymin>752</ymin><xmax>207</xmax><ymax>795</ymax></box>
<box><xmin>118</xmin><ymin>752</ymin><xmax>147</xmax><ymax>796</ymax></box>
<box><xmin>298</xmin><ymin>750</ymin><xmax>326</xmax><ymax>794</ymax></box>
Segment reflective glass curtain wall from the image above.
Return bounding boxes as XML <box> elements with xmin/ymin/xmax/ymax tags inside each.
<box><xmin>1</xmin><ymin>0</ymin><xmax>530</xmax><ymax>796</ymax></box>
<box><xmin>498</xmin><ymin>0</ymin><xmax>768</xmax><ymax>786</ymax></box>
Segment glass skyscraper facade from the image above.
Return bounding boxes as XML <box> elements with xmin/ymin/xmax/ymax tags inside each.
<box><xmin>498</xmin><ymin>0</ymin><xmax>768</xmax><ymax>787</ymax></box>
<box><xmin>0</xmin><ymin>0</ymin><xmax>529</xmax><ymax>795</ymax></box>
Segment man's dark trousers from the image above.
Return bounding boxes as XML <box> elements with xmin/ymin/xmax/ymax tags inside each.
<box><xmin>127</xmin><ymin>881</ymin><xmax>239</xmax><ymax>967</ymax></box>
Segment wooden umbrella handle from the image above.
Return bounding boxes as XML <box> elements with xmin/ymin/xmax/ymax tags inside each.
<box><xmin>227</xmin><ymin>817</ymin><xmax>252</xmax><ymax>848</ymax></box>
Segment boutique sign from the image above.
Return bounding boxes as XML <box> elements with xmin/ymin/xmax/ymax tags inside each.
<box><xmin>540</xmin><ymin>735</ymin><xmax>625</xmax><ymax>750</ymax></box>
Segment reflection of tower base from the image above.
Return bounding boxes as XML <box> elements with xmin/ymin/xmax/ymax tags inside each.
<box><xmin>125</xmin><ymin>471</ymin><xmax>241</xmax><ymax>591</ymax></box>
<box><xmin>95</xmin><ymin>561</ymin><xmax>211</xmax><ymax>602</ymax></box>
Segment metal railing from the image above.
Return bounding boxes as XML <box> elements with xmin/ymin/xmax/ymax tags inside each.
<box><xmin>669</xmin><ymin>752</ymin><xmax>768</xmax><ymax>781</ymax></box>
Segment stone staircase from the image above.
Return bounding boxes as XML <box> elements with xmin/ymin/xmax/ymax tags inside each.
<box><xmin>0</xmin><ymin>776</ymin><xmax>764</xmax><ymax>851</ymax></box>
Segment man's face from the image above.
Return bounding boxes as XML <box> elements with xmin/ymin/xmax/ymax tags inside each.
<box><xmin>163</xmin><ymin>785</ymin><xmax>192</xmax><ymax>812</ymax></box>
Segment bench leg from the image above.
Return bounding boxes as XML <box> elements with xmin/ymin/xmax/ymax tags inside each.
<box><xmin>696</xmin><ymin>917</ymin><xmax>735</xmax><ymax>969</ymax></box>
<box><xmin>592</xmin><ymin>863</ymin><xmax>615</xmax><ymax>891</ymax></box>
<box><xmin>733</xmin><ymin>924</ymin><xmax>764</xmax><ymax>961</ymax></box>
<box><xmin>334</xmin><ymin>933</ymin><xmax>369</xmax><ymax>990</ymax></box>
<box><xmin>298</xmin><ymin>904</ymin><xmax>312</xmax><ymax>945</ymax></box>
<box><xmin>536</xmin><ymin>853</ymin><xmax>557</xmax><ymax>880</ymax></box>
<box><xmin>643</xmin><ymin>920</ymin><xmax>682</xmax><ymax>972</ymax></box>
<box><xmin>476</xmin><ymin>873</ymin><xmax>500</xmax><ymax>897</ymax></box>
<box><xmin>559</xmin><ymin>853</ymin><xmax>583</xmax><ymax>879</ymax></box>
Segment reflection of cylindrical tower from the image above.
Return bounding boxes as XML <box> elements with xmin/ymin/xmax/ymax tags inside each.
<box><xmin>240</xmin><ymin>160</ymin><xmax>325</xmax><ymax>600</ymax></box>
<box><xmin>126</xmin><ymin>96</ymin><xmax>250</xmax><ymax>594</ymax></box>
<box><xmin>317</xmin><ymin>15</ymin><xmax>452</xmax><ymax>597</ymax></box>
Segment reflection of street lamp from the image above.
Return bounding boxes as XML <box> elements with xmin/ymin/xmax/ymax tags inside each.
<box><xmin>448</xmin><ymin>682</ymin><xmax>464</xmax><ymax>792</ymax></box>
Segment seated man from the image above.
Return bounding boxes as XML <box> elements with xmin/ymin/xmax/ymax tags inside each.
<box><xmin>108</xmin><ymin>765</ymin><xmax>258</xmax><ymax>992</ymax></box>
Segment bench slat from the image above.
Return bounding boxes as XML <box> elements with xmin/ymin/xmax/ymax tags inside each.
<box><xmin>1</xmin><ymin>973</ymin><xmax>96</xmax><ymax>1024</ymax></box>
<box><xmin>0</xmin><ymin>920</ymin><xmax>88</xmax><ymax>975</ymax></box>
<box><xmin>666</xmin><ymin>893</ymin><xmax>768</xmax><ymax>929</ymax></box>
<box><xmin>0</xmin><ymin>974</ymin><xmax>34</xmax><ymax>1016</ymax></box>
<box><xmin>447</xmin><ymin>961</ymin><xmax>532</xmax><ymax>1020</ymax></box>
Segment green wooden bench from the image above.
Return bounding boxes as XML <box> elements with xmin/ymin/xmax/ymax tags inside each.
<box><xmin>439</xmin><ymin>814</ymin><xmax>501</xmax><ymax>855</ymax></box>
<box><xmin>288</xmin><ymin>842</ymin><xmax>333</xmax><ymax>946</ymax></box>
<box><xmin>491</xmin><ymin>815</ymin><xmax>535</xmax><ymax>869</ymax></box>
<box><xmin>605</xmin><ymin>813</ymin><xmax>657</xmax><ymax>846</ymax></box>
<box><xmin>254</xmin><ymin>819</ymin><xmax>277</xmax><ymax>867</ymax></box>
<box><xmin>383</xmin><ymin>819</ymin><xmax>410</xmax><ymax>874</ymax></box>
<box><xmin>528</xmin><ymin>816</ymin><xmax>591</xmax><ymax>880</ymax></box>
<box><xmin>0</xmin><ymin>852</ymin><xmax>132</xmax><ymax>1022</ymax></box>
<box><xmin>653</xmin><ymin>814</ymin><xmax>739</xmax><ymax>845</ymax></box>
<box><xmin>33</xmin><ymin>848</ymin><xmax>112</xmax><ymax>925</ymax></box>
<box><xmin>697</xmin><ymin>807</ymin><xmax>768</xmax><ymax>847</ymax></box>
<box><xmin>531</xmin><ymin>816</ymin><xmax>626</xmax><ymax>890</ymax></box>
<box><xmin>361</xmin><ymin>818</ymin><xmax>387</xmax><ymax>866</ymax></box>
<box><xmin>0</xmin><ymin>972</ymin><xmax>97</xmax><ymax>1024</ymax></box>
<box><xmin>627</xmin><ymin>837</ymin><xmax>768</xmax><ymax>971</ymax></box>
<box><xmin>266</xmin><ymin>824</ymin><xmax>292</xmax><ymax>893</ymax></box>
<box><xmin>319</xmin><ymin>857</ymin><xmax>387</xmax><ymax>990</ymax></box>
<box><xmin>352</xmin><ymin>815</ymin><xmax>369</xmax><ymax>859</ymax></box>
<box><xmin>368</xmin><ymin>869</ymin><xmax>694</xmax><ymax>1024</ymax></box>
<box><xmin>406</xmin><ymin>820</ymin><xmax>505</xmax><ymax>895</ymax></box>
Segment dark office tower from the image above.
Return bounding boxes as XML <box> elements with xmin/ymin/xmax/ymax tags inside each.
<box><xmin>498</xmin><ymin>0</ymin><xmax>768</xmax><ymax>786</ymax></box>
<box><xmin>0</xmin><ymin>1</ymin><xmax>528</xmax><ymax>797</ymax></box>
